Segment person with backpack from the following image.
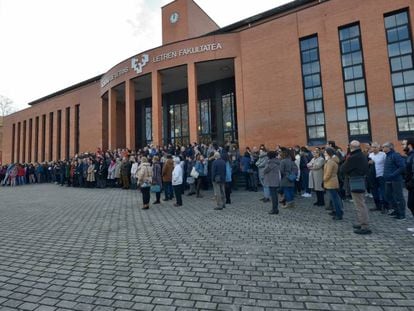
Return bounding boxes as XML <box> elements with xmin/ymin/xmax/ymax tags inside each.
<box><xmin>382</xmin><ymin>142</ymin><xmax>406</xmax><ymax>220</ymax></box>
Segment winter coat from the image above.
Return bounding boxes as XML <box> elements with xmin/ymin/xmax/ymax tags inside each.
<box><xmin>341</xmin><ymin>149</ymin><xmax>369</xmax><ymax>177</ymax></box>
<box><xmin>323</xmin><ymin>156</ymin><xmax>340</xmax><ymax>189</ymax></box>
<box><xmin>172</xmin><ymin>163</ymin><xmax>183</xmax><ymax>186</ymax></box>
<box><xmin>263</xmin><ymin>158</ymin><xmax>281</xmax><ymax>187</ymax></box>
<box><xmin>87</xmin><ymin>164</ymin><xmax>96</xmax><ymax>182</ymax></box>
<box><xmin>162</xmin><ymin>159</ymin><xmax>174</xmax><ymax>182</ymax></box>
<box><xmin>107</xmin><ymin>162</ymin><xmax>116</xmax><ymax>180</ymax></box>
<box><xmin>308</xmin><ymin>156</ymin><xmax>325</xmax><ymax>191</ymax></box>
<box><xmin>212</xmin><ymin>158</ymin><xmax>226</xmax><ymax>183</ymax></box>
<box><xmin>114</xmin><ymin>160</ymin><xmax>121</xmax><ymax>179</ymax></box>
<box><xmin>256</xmin><ymin>153</ymin><xmax>269</xmax><ymax>178</ymax></box>
<box><xmin>137</xmin><ymin>162</ymin><xmax>153</xmax><ymax>186</ymax></box>
<box><xmin>280</xmin><ymin>158</ymin><xmax>295</xmax><ymax>187</ymax></box>
<box><xmin>152</xmin><ymin>162</ymin><xmax>162</xmax><ymax>186</ymax></box>
<box><xmin>383</xmin><ymin>149</ymin><xmax>406</xmax><ymax>182</ymax></box>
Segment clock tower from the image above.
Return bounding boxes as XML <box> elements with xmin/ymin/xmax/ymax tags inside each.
<box><xmin>162</xmin><ymin>0</ymin><xmax>219</xmax><ymax>45</ymax></box>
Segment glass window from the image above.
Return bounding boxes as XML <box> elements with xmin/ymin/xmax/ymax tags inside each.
<box><xmin>300</xmin><ymin>35</ymin><xmax>325</xmax><ymax>142</ymax></box>
<box><xmin>145</xmin><ymin>106</ymin><xmax>152</xmax><ymax>143</ymax></box>
<box><xmin>392</xmin><ymin>72</ymin><xmax>404</xmax><ymax>86</ymax></box>
<box><xmin>403</xmin><ymin>70</ymin><xmax>414</xmax><ymax>84</ymax></box>
<box><xmin>396</xmin><ymin>12</ymin><xmax>408</xmax><ymax>26</ymax></box>
<box><xmin>406</xmin><ymin>85</ymin><xmax>414</xmax><ymax>100</ymax></box>
<box><xmin>339</xmin><ymin>23</ymin><xmax>371</xmax><ymax>139</ymax></box>
<box><xmin>400</xmin><ymin>40</ymin><xmax>413</xmax><ymax>55</ymax></box>
<box><xmin>385</xmin><ymin>15</ymin><xmax>396</xmax><ymax>29</ymax></box>
<box><xmin>395</xmin><ymin>87</ymin><xmax>406</xmax><ymax>101</ymax></box>
<box><xmin>395</xmin><ymin>102</ymin><xmax>408</xmax><ymax>116</ymax></box>
<box><xmin>355</xmin><ymin>93</ymin><xmax>366</xmax><ymax>106</ymax></box>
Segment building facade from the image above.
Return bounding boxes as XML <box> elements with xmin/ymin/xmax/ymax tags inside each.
<box><xmin>2</xmin><ymin>0</ymin><xmax>414</xmax><ymax>163</ymax></box>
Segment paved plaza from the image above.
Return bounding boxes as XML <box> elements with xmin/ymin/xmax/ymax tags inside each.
<box><xmin>1</xmin><ymin>185</ymin><xmax>414</xmax><ymax>311</ymax></box>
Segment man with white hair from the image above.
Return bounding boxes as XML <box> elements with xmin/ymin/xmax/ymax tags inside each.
<box><xmin>368</xmin><ymin>142</ymin><xmax>387</xmax><ymax>212</ymax></box>
<box><xmin>172</xmin><ymin>156</ymin><xmax>183</xmax><ymax>207</ymax></box>
<box><xmin>211</xmin><ymin>152</ymin><xmax>226</xmax><ymax>210</ymax></box>
<box><xmin>341</xmin><ymin>140</ymin><xmax>371</xmax><ymax>234</ymax></box>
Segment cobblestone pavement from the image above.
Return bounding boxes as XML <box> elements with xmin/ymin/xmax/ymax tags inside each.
<box><xmin>1</xmin><ymin>184</ymin><xmax>414</xmax><ymax>311</ymax></box>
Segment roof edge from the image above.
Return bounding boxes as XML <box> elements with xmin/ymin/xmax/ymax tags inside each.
<box><xmin>28</xmin><ymin>74</ymin><xmax>103</xmax><ymax>106</ymax></box>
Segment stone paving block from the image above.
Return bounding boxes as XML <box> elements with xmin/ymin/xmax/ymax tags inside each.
<box><xmin>2</xmin><ymin>185</ymin><xmax>414</xmax><ymax>311</ymax></box>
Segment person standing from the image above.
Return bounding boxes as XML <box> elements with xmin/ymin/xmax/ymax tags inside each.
<box><xmin>403</xmin><ymin>138</ymin><xmax>414</xmax><ymax>233</ymax></box>
<box><xmin>323</xmin><ymin>148</ymin><xmax>343</xmax><ymax>220</ymax></box>
<box><xmin>194</xmin><ymin>154</ymin><xmax>206</xmax><ymax>198</ymax></box>
<box><xmin>172</xmin><ymin>157</ymin><xmax>183</xmax><ymax>207</ymax></box>
<box><xmin>341</xmin><ymin>140</ymin><xmax>371</xmax><ymax>234</ymax></box>
<box><xmin>256</xmin><ymin>148</ymin><xmax>270</xmax><ymax>202</ymax></box>
<box><xmin>382</xmin><ymin>142</ymin><xmax>406</xmax><ymax>220</ymax></box>
<box><xmin>152</xmin><ymin>156</ymin><xmax>162</xmax><ymax>204</ymax></box>
<box><xmin>223</xmin><ymin>153</ymin><xmax>232</xmax><ymax>204</ymax></box>
<box><xmin>211</xmin><ymin>152</ymin><xmax>226</xmax><ymax>210</ymax></box>
<box><xmin>368</xmin><ymin>142</ymin><xmax>387</xmax><ymax>212</ymax></box>
<box><xmin>279</xmin><ymin>148</ymin><xmax>296</xmax><ymax>208</ymax></box>
<box><xmin>263</xmin><ymin>151</ymin><xmax>281</xmax><ymax>215</ymax></box>
<box><xmin>137</xmin><ymin>157</ymin><xmax>153</xmax><ymax>210</ymax></box>
<box><xmin>162</xmin><ymin>155</ymin><xmax>174</xmax><ymax>201</ymax></box>
<box><xmin>308</xmin><ymin>148</ymin><xmax>325</xmax><ymax>206</ymax></box>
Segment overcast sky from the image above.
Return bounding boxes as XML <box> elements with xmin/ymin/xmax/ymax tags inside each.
<box><xmin>0</xmin><ymin>0</ymin><xmax>290</xmax><ymax>112</ymax></box>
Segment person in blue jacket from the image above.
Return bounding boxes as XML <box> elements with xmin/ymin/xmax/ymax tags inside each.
<box><xmin>382</xmin><ymin>142</ymin><xmax>406</xmax><ymax>220</ymax></box>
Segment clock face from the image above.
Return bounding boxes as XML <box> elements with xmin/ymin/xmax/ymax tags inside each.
<box><xmin>170</xmin><ymin>12</ymin><xmax>179</xmax><ymax>24</ymax></box>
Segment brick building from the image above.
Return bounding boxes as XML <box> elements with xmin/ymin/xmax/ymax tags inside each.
<box><xmin>2</xmin><ymin>0</ymin><xmax>414</xmax><ymax>163</ymax></box>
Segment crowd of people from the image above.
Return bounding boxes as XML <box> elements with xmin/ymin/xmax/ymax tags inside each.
<box><xmin>1</xmin><ymin>138</ymin><xmax>414</xmax><ymax>235</ymax></box>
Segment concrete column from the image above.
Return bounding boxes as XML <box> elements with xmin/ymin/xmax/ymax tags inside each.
<box><xmin>152</xmin><ymin>71</ymin><xmax>163</xmax><ymax>146</ymax></box>
<box><xmin>234</xmin><ymin>57</ymin><xmax>246</xmax><ymax>150</ymax></box>
<box><xmin>125</xmin><ymin>80</ymin><xmax>136</xmax><ymax>151</ymax></box>
<box><xmin>187</xmin><ymin>62</ymin><xmax>198</xmax><ymax>144</ymax></box>
<box><xmin>108</xmin><ymin>88</ymin><xmax>118</xmax><ymax>150</ymax></box>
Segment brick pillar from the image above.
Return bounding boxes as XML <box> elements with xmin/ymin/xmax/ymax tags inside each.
<box><xmin>187</xmin><ymin>63</ymin><xmax>198</xmax><ymax>144</ymax></box>
<box><xmin>152</xmin><ymin>71</ymin><xmax>163</xmax><ymax>147</ymax></box>
<box><xmin>125</xmin><ymin>80</ymin><xmax>136</xmax><ymax>151</ymax></box>
<box><xmin>108</xmin><ymin>88</ymin><xmax>118</xmax><ymax>150</ymax></box>
<box><xmin>234</xmin><ymin>57</ymin><xmax>246</xmax><ymax>150</ymax></box>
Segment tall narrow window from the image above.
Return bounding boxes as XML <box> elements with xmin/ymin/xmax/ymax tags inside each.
<box><xmin>385</xmin><ymin>10</ymin><xmax>414</xmax><ymax>137</ymax></box>
<box><xmin>65</xmin><ymin>107</ymin><xmax>70</xmax><ymax>160</ymax></box>
<box><xmin>17</xmin><ymin>122</ymin><xmax>21</xmax><ymax>163</ymax></box>
<box><xmin>75</xmin><ymin>105</ymin><xmax>80</xmax><ymax>154</ymax></box>
<box><xmin>49</xmin><ymin>112</ymin><xmax>54</xmax><ymax>161</ymax></box>
<box><xmin>57</xmin><ymin>110</ymin><xmax>62</xmax><ymax>160</ymax></box>
<box><xmin>22</xmin><ymin>120</ymin><xmax>27</xmax><ymax>163</ymax></box>
<box><xmin>299</xmin><ymin>35</ymin><xmax>326</xmax><ymax>144</ymax></box>
<box><xmin>28</xmin><ymin>119</ymin><xmax>32</xmax><ymax>163</ymax></box>
<box><xmin>35</xmin><ymin>117</ymin><xmax>39</xmax><ymax>162</ymax></box>
<box><xmin>145</xmin><ymin>106</ymin><xmax>152</xmax><ymax>146</ymax></box>
<box><xmin>222</xmin><ymin>92</ymin><xmax>237</xmax><ymax>143</ymax></box>
<box><xmin>41</xmin><ymin>114</ymin><xmax>46</xmax><ymax>162</ymax></box>
<box><xmin>339</xmin><ymin>23</ymin><xmax>371</xmax><ymax>141</ymax></box>
<box><xmin>12</xmin><ymin>123</ymin><xmax>15</xmax><ymax>163</ymax></box>
<box><xmin>169</xmin><ymin>103</ymin><xmax>189</xmax><ymax>146</ymax></box>
<box><xmin>198</xmin><ymin>99</ymin><xmax>212</xmax><ymax>144</ymax></box>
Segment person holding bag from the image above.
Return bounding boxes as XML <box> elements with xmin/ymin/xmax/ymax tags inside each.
<box><xmin>341</xmin><ymin>140</ymin><xmax>371</xmax><ymax>234</ymax></box>
<box><xmin>137</xmin><ymin>157</ymin><xmax>153</xmax><ymax>210</ymax></box>
<box><xmin>151</xmin><ymin>156</ymin><xmax>162</xmax><ymax>204</ymax></box>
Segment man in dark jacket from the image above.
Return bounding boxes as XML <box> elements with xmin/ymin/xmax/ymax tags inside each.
<box><xmin>341</xmin><ymin>140</ymin><xmax>371</xmax><ymax>234</ymax></box>
<box><xmin>403</xmin><ymin>138</ymin><xmax>414</xmax><ymax>233</ymax></box>
<box><xmin>382</xmin><ymin>142</ymin><xmax>406</xmax><ymax>220</ymax></box>
<box><xmin>211</xmin><ymin>152</ymin><xmax>226</xmax><ymax>210</ymax></box>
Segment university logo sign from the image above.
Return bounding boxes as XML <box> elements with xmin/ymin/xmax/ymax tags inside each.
<box><xmin>131</xmin><ymin>54</ymin><xmax>149</xmax><ymax>74</ymax></box>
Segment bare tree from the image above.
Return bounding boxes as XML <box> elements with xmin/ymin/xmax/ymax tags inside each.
<box><xmin>0</xmin><ymin>95</ymin><xmax>14</xmax><ymax>116</ymax></box>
